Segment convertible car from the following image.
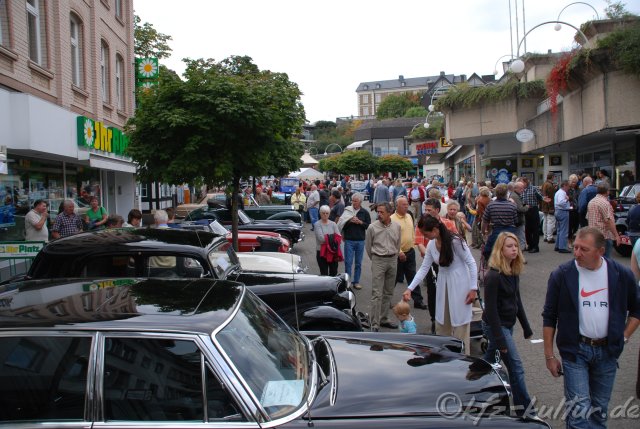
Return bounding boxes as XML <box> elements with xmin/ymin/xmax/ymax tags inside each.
<box><xmin>0</xmin><ymin>278</ymin><xmax>549</xmax><ymax>428</ymax></box>
<box><xmin>8</xmin><ymin>228</ymin><xmax>362</xmax><ymax>331</ymax></box>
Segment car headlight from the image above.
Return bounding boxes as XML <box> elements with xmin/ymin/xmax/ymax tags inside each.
<box><xmin>337</xmin><ymin>290</ymin><xmax>356</xmax><ymax>311</ymax></box>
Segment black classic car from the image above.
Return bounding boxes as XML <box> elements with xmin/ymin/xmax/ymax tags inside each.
<box><xmin>6</xmin><ymin>228</ymin><xmax>364</xmax><ymax>331</ymax></box>
<box><xmin>0</xmin><ymin>278</ymin><xmax>550</xmax><ymax>428</ymax></box>
<box><xmin>186</xmin><ymin>205</ymin><xmax>304</xmax><ymax>244</ymax></box>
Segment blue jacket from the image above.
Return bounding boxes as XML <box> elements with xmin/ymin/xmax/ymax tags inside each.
<box><xmin>542</xmin><ymin>257</ymin><xmax>640</xmax><ymax>361</ymax></box>
<box><xmin>577</xmin><ymin>184</ymin><xmax>597</xmax><ymax>215</ymax></box>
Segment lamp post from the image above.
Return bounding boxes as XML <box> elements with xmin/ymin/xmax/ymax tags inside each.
<box><xmin>424</xmin><ymin>85</ymin><xmax>451</xmax><ymax>128</ymax></box>
<box><xmin>554</xmin><ymin>2</ymin><xmax>600</xmax><ymax>31</ymax></box>
<box><xmin>509</xmin><ymin>20</ymin><xmax>592</xmax><ymax>74</ymax></box>
<box><xmin>323</xmin><ymin>143</ymin><xmax>343</xmax><ymax>156</ymax></box>
<box><xmin>493</xmin><ymin>54</ymin><xmax>517</xmax><ymax>76</ymax></box>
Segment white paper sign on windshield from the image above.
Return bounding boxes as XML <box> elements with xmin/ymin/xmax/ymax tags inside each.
<box><xmin>216</xmin><ymin>256</ymin><xmax>229</xmax><ymax>271</ymax></box>
<box><xmin>261</xmin><ymin>380</ymin><xmax>304</xmax><ymax>407</ymax></box>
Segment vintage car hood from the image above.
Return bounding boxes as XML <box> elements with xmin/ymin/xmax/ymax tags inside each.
<box><xmin>309</xmin><ymin>335</ymin><xmax>509</xmax><ymax>418</ymax></box>
<box><xmin>236</xmin><ymin>253</ymin><xmax>302</xmax><ymax>273</ymax></box>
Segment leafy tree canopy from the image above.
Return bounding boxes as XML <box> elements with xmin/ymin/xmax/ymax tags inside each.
<box><xmin>134</xmin><ymin>15</ymin><xmax>173</xmax><ymax>59</ymax></box>
<box><xmin>377</xmin><ymin>154</ymin><xmax>413</xmax><ymax>174</ymax></box>
<box><xmin>604</xmin><ymin>1</ymin><xmax>634</xmax><ymax>18</ymax></box>
<box><xmin>404</xmin><ymin>106</ymin><xmax>428</xmax><ymax>118</ymax></box>
<box><xmin>317</xmin><ymin>150</ymin><xmax>379</xmax><ymax>175</ymax></box>
<box><xmin>376</xmin><ymin>92</ymin><xmax>423</xmax><ymax>119</ymax></box>
<box><xmin>310</xmin><ymin>119</ymin><xmax>362</xmax><ymax>154</ymax></box>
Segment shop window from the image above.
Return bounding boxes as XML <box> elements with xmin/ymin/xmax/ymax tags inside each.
<box><xmin>70</xmin><ymin>13</ymin><xmax>83</xmax><ymax>88</ymax></box>
<box><xmin>26</xmin><ymin>0</ymin><xmax>46</xmax><ymax>67</ymax></box>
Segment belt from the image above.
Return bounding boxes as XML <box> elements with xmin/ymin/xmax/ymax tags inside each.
<box><xmin>373</xmin><ymin>253</ymin><xmax>395</xmax><ymax>258</ymax></box>
<box><xmin>579</xmin><ymin>335</ymin><xmax>608</xmax><ymax>347</ymax></box>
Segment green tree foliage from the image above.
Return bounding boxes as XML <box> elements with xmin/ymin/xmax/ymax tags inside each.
<box><xmin>376</xmin><ymin>92</ymin><xmax>422</xmax><ymax>119</ymax></box>
<box><xmin>377</xmin><ymin>154</ymin><xmax>413</xmax><ymax>174</ymax></box>
<box><xmin>597</xmin><ymin>21</ymin><xmax>640</xmax><ymax>76</ymax></box>
<box><xmin>318</xmin><ymin>150</ymin><xmax>379</xmax><ymax>175</ymax></box>
<box><xmin>126</xmin><ymin>56</ymin><xmax>305</xmax><ymax>248</ymax></box>
<box><xmin>317</xmin><ymin>155</ymin><xmax>340</xmax><ymax>173</ymax></box>
<box><xmin>311</xmin><ymin>119</ymin><xmax>362</xmax><ymax>154</ymax></box>
<box><xmin>134</xmin><ymin>15</ymin><xmax>173</xmax><ymax>59</ymax></box>
<box><xmin>604</xmin><ymin>1</ymin><xmax>633</xmax><ymax>18</ymax></box>
<box><xmin>404</xmin><ymin>106</ymin><xmax>428</xmax><ymax>118</ymax></box>
<box><xmin>409</xmin><ymin>115</ymin><xmax>444</xmax><ymax>140</ymax></box>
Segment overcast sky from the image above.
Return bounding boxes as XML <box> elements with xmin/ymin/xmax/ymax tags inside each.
<box><xmin>134</xmin><ymin>0</ymin><xmax>640</xmax><ymax>123</ymax></box>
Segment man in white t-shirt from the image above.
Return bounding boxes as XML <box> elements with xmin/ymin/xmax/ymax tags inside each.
<box><xmin>24</xmin><ymin>199</ymin><xmax>49</xmax><ymax>242</ymax></box>
<box><xmin>543</xmin><ymin>227</ymin><xmax>640</xmax><ymax>427</ymax></box>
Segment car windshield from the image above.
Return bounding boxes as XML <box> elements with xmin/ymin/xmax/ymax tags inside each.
<box><xmin>237</xmin><ymin>210</ymin><xmax>252</xmax><ymax>224</ymax></box>
<box><xmin>208</xmin><ymin>241</ymin><xmax>241</xmax><ymax>278</ymax></box>
<box><xmin>215</xmin><ymin>292</ymin><xmax>310</xmax><ymax>420</ymax></box>
<box><xmin>208</xmin><ymin>220</ymin><xmax>229</xmax><ymax>235</ymax></box>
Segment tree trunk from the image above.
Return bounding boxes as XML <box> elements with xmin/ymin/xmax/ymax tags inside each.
<box><xmin>231</xmin><ymin>174</ymin><xmax>240</xmax><ymax>252</ymax></box>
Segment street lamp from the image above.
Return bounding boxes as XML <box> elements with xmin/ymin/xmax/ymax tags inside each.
<box><xmin>493</xmin><ymin>54</ymin><xmax>517</xmax><ymax>76</ymax></box>
<box><xmin>509</xmin><ymin>20</ymin><xmax>592</xmax><ymax>74</ymax></box>
<box><xmin>324</xmin><ymin>143</ymin><xmax>343</xmax><ymax>156</ymax></box>
<box><xmin>554</xmin><ymin>2</ymin><xmax>600</xmax><ymax>31</ymax></box>
<box><xmin>424</xmin><ymin>85</ymin><xmax>451</xmax><ymax>128</ymax></box>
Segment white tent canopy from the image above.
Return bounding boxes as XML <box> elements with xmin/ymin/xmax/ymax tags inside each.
<box><xmin>301</xmin><ymin>151</ymin><xmax>318</xmax><ymax>165</ymax></box>
<box><xmin>289</xmin><ymin>167</ymin><xmax>324</xmax><ymax>181</ymax></box>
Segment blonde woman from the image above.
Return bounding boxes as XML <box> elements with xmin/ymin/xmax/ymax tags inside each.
<box><xmin>482</xmin><ymin>231</ymin><xmax>534</xmax><ymax>416</ymax></box>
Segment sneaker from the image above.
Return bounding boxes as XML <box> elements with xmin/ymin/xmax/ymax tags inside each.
<box><xmin>352</xmin><ymin>283</ymin><xmax>362</xmax><ymax>290</ymax></box>
<box><xmin>547</xmin><ymin>238</ymin><xmax>556</xmax><ymax>244</ymax></box>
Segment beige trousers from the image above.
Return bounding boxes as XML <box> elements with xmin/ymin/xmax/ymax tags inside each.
<box><xmin>435</xmin><ymin>284</ymin><xmax>471</xmax><ymax>353</ymax></box>
<box><xmin>370</xmin><ymin>254</ymin><xmax>398</xmax><ymax>329</ymax></box>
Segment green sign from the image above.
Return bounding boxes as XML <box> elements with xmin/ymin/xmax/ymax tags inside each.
<box><xmin>136</xmin><ymin>58</ymin><xmax>159</xmax><ymax>79</ymax></box>
<box><xmin>77</xmin><ymin>116</ymin><xmax>129</xmax><ymax>156</ymax></box>
<box><xmin>0</xmin><ymin>241</ymin><xmax>45</xmax><ymax>259</ymax></box>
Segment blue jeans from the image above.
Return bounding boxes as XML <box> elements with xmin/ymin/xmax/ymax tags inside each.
<box><xmin>344</xmin><ymin>239</ymin><xmax>365</xmax><ymax>284</ymax></box>
<box><xmin>604</xmin><ymin>239</ymin><xmax>613</xmax><ymax>259</ymax></box>
<box><xmin>482</xmin><ymin>322</ymin><xmax>533</xmax><ymax>416</ymax></box>
<box><xmin>309</xmin><ymin>207</ymin><xmax>319</xmax><ymax>229</ymax></box>
<box><xmin>555</xmin><ymin>209</ymin><xmax>569</xmax><ymax>251</ymax></box>
<box><xmin>562</xmin><ymin>342</ymin><xmax>618</xmax><ymax>429</ymax></box>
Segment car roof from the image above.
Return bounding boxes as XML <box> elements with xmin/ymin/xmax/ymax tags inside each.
<box><xmin>0</xmin><ymin>278</ymin><xmax>243</xmax><ymax>333</ymax></box>
<box><xmin>40</xmin><ymin>228</ymin><xmax>224</xmax><ymax>255</ymax></box>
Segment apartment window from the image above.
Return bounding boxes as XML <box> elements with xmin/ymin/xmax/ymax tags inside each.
<box><xmin>362</xmin><ymin>106</ymin><xmax>370</xmax><ymax>116</ymax></box>
<box><xmin>27</xmin><ymin>0</ymin><xmax>46</xmax><ymax>66</ymax></box>
<box><xmin>0</xmin><ymin>0</ymin><xmax>9</xmax><ymax>46</ymax></box>
<box><xmin>70</xmin><ymin>14</ymin><xmax>83</xmax><ymax>87</ymax></box>
<box><xmin>114</xmin><ymin>0</ymin><xmax>122</xmax><ymax>19</ymax></box>
<box><xmin>375</xmin><ymin>93</ymin><xmax>382</xmax><ymax>103</ymax></box>
<box><xmin>361</xmin><ymin>94</ymin><xmax>369</xmax><ymax>104</ymax></box>
<box><xmin>100</xmin><ymin>40</ymin><xmax>110</xmax><ymax>103</ymax></box>
<box><xmin>115</xmin><ymin>54</ymin><xmax>124</xmax><ymax>109</ymax></box>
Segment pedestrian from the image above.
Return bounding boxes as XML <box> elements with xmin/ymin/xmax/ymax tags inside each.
<box><xmin>393</xmin><ymin>301</ymin><xmax>417</xmax><ymax>334</ymax></box>
<box><xmin>568</xmin><ymin>174</ymin><xmax>581</xmax><ymax>242</ymax></box>
<box><xmin>541</xmin><ymin>173</ymin><xmax>557</xmax><ymax>244</ymax></box>
<box><xmin>255</xmin><ymin>186</ymin><xmax>271</xmax><ymax>205</ymax></box>
<box><xmin>391</xmin><ymin>178</ymin><xmax>407</xmax><ymax>208</ymax></box>
<box><xmin>482</xmin><ymin>231</ymin><xmax>534</xmax><ymax>416</ymax></box>
<box><xmin>481</xmin><ymin>184</ymin><xmax>518</xmax><ymax>260</ymax></box>
<box><xmin>24</xmin><ymin>199</ymin><xmax>49</xmax><ymax>242</ymax></box>
<box><xmin>328</xmin><ymin>189</ymin><xmax>345</xmax><ymax>223</ymax></box>
<box><xmin>51</xmin><ymin>200</ymin><xmax>84</xmax><ymax>239</ymax></box>
<box><xmin>105</xmin><ymin>214</ymin><xmax>124</xmax><ymax>228</ymax></box>
<box><xmin>314</xmin><ymin>205</ymin><xmax>341</xmax><ymax>276</ymax></box>
<box><xmin>543</xmin><ymin>227</ymin><xmax>640</xmax><ymax>428</ymax></box>
<box><xmin>338</xmin><ymin>192</ymin><xmax>370</xmax><ymax>290</ymax></box>
<box><xmin>154</xmin><ymin>210</ymin><xmax>170</xmax><ymax>228</ymax></box>
<box><xmin>86</xmin><ymin>196</ymin><xmax>108</xmax><ymax>230</ymax></box>
<box><xmin>365</xmin><ymin>202</ymin><xmax>401</xmax><ymax>331</ymax></box>
<box><xmin>511</xmin><ymin>181</ymin><xmax>528</xmax><ymax>251</ymax></box>
<box><xmin>553</xmin><ymin>180</ymin><xmax>572</xmax><ymax>253</ymax></box>
<box><xmin>391</xmin><ymin>196</ymin><xmax>426</xmax><ymax>310</ymax></box>
<box><xmin>446</xmin><ymin>200</ymin><xmax>471</xmax><ymax>239</ymax></box>
<box><xmin>372</xmin><ymin>178</ymin><xmax>390</xmax><ymax>206</ymax></box>
<box><xmin>416</xmin><ymin>198</ymin><xmax>459</xmax><ymax>333</ymax></box>
<box><xmin>403</xmin><ymin>214</ymin><xmax>478</xmax><ymax>351</ymax></box>
<box><xmin>578</xmin><ymin>176</ymin><xmax>597</xmax><ymax>228</ymax></box>
<box><xmin>587</xmin><ymin>182</ymin><xmax>620</xmax><ymax>258</ymax></box>
<box><xmin>521</xmin><ymin>176</ymin><xmax>544</xmax><ymax>253</ymax></box>
<box><xmin>291</xmin><ymin>186</ymin><xmax>307</xmax><ymax>221</ymax></box>
<box><xmin>306</xmin><ymin>184</ymin><xmax>320</xmax><ymax>230</ymax></box>
<box><xmin>471</xmin><ymin>186</ymin><xmax>491</xmax><ymax>249</ymax></box>
<box><xmin>123</xmin><ymin>209</ymin><xmax>142</xmax><ymax>227</ymax></box>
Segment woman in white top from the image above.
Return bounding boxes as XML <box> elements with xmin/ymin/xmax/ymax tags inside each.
<box><xmin>403</xmin><ymin>214</ymin><xmax>478</xmax><ymax>351</ymax></box>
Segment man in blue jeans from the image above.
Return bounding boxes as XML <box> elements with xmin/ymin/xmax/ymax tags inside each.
<box><xmin>306</xmin><ymin>184</ymin><xmax>320</xmax><ymax>230</ymax></box>
<box><xmin>554</xmin><ymin>180</ymin><xmax>571</xmax><ymax>253</ymax></box>
<box><xmin>543</xmin><ymin>227</ymin><xmax>640</xmax><ymax>429</ymax></box>
<box><xmin>339</xmin><ymin>193</ymin><xmax>370</xmax><ymax>290</ymax></box>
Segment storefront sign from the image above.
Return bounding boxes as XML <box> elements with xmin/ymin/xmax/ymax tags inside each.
<box><xmin>0</xmin><ymin>241</ymin><xmax>45</xmax><ymax>259</ymax></box>
<box><xmin>77</xmin><ymin>116</ymin><xmax>129</xmax><ymax>156</ymax></box>
<box><xmin>515</xmin><ymin>128</ymin><xmax>535</xmax><ymax>143</ymax></box>
<box><xmin>416</xmin><ymin>141</ymin><xmax>439</xmax><ymax>155</ymax></box>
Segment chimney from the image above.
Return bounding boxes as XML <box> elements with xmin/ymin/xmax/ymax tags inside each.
<box><xmin>461</xmin><ymin>74</ymin><xmax>467</xmax><ymax>82</ymax></box>
<box><xmin>399</xmin><ymin>75</ymin><xmax>404</xmax><ymax>81</ymax></box>
<box><xmin>440</xmin><ymin>71</ymin><xmax>445</xmax><ymax>76</ymax></box>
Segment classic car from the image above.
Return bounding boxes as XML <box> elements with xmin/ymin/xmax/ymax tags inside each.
<box><xmin>180</xmin><ymin>218</ymin><xmax>291</xmax><ymax>253</ymax></box>
<box><xmin>174</xmin><ymin>192</ymin><xmax>218</xmax><ymax>219</ymax></box>
<box><xmin>10</xmin><ymin>228</ymin><xmax>361</xmax><ymax>331</ymax></box>
<box><xmin>185</xmin><ymin>205</ymin><xmax>304</xmax><ymax>244</ymax></box>
<box><xmin>207</xmin><ymin>199</ymin><xmax>303</xmax><ymax>225</ymax></box>
<box><xmin>0</xmin><ymin>278</ymin><xmax>549</xmax><ymax>428</ymax></box>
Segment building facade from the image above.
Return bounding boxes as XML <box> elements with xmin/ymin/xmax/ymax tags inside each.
<box><xmin>0</xmin><ymin>0</ymin><xmax>136</xmax><ymax>242</ymax></box>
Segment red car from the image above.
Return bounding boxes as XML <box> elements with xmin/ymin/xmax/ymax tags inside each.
<box><xmin>182</xmin><ymin>219</ymin><xmax>290</xmax><ymax>253</ymax></box>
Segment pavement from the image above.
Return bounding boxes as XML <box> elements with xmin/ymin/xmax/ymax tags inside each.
<box><xmin>291</xmin><ymin>203</ymin><xmax>640</xmax><ymax>428</ymax></box>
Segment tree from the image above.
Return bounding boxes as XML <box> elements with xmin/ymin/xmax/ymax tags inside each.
<box><xmin>604</xmin><ymin>1</ymin><xmax>633</xmax><ymax>18</ymax></box>
<box><xmin>317</xmin><ymin>155</ymin><xmax>340</xmax><ymax>173</ymax></box>
<box><xmin>334</xmin><ymin>150</ymin><xmax>379</xmax><ymax>175</ymax></box>
<box><xmin>377</xmin><ymin>154</ymin><xmax>413</xmax><ymax>174</ymax></box>
<box><xmin>126</xmin><ymin>56</ymin><xmax>305</xmax><ymax>249</ymax></box>
<box><xmin>134</xmin><ymin>15</ymin><xmax>173</xmax><ymax>59</ymax></box>
<box><xmin>376</xmin><ymin>92</ymin><xmax>422</xmax><ymax>119</ymax></box>
<box><xmin>404</xmin><ymin>106</ymin><xmax>428</xmax><ymax>118</ymax></box>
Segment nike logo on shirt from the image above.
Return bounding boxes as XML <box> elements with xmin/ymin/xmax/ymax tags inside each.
<box><xmin>580</xmin><ymin>287</ymin><xmax>607</xmax><ymax>298</ymax></box>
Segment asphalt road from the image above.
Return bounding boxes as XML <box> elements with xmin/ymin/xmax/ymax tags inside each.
<box><xmin>291</xmin><ymin>203</ymin><xmax>640</xmax><ymax>428</ymax></box>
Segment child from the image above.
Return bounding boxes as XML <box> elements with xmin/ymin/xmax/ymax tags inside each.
<box><xmin>393</xmin><ymin>301</ymin><xmax>417</xmax><ymax>334</ymax></box>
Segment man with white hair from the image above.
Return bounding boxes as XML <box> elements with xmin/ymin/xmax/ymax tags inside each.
<box><xmin>51</xmin><ymin>200</ymin><xmax>83</xmax><ymax>239</ymax></box>
<box><xmin>408</xmin><ymin>179</ymin><xmax>425</xmax><ymax>220</ymax></box>
<box><xmin>154</xmin><ymin>210</ymin><xmax>170</xmax><ymax>228</ymax></box>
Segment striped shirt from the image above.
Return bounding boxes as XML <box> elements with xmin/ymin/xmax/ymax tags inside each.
<box><xmin>587</xmin><ymin>194</ymin><xmax>615</xmax><ymax>240</ymax></box>
<box><xmin>521</xmin><ymin>184</ymin><xmax>543</xmax><ymax>207</ymax></box>
<box><xmin>482</xmin><ymin>199</ymin><xmax>518</xmax><ymax>228</ymax></box>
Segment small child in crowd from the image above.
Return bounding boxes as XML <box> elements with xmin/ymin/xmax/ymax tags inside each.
<box><xmin>393</xmin><ymin>301</ymin><xmax>417</xmax><ymax>334</ymax></box>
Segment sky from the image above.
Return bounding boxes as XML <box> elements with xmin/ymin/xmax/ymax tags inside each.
<box><xmin>134</xmin><ymin>0</ymin><xmax>640</xmax><ymax>123</ymax></box>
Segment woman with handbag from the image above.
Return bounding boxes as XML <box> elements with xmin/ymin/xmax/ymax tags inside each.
<box><xmin>314</xmin><ymin>205</ymin><xmax>341</xmax><ymax>276</ymax></box>
<box><xmin>291</xmin><ymin>186</ymin><xmax>307</xmax><ymax>219</ymax></box>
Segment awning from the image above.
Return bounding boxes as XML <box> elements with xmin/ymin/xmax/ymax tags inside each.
<box><xmin>89</xmin><ymin>155</ymin><xmax>136</xmax><ymax>173</ymax></box>
<box><xmin>345</xmin><ymin>140</ymin><xmax>370</xmax><ymax>150</ymax></box>
<box><xmin>444</xmin><ymin>145</ymin><xmax>463</xmax><ymax>160</ymax></box>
